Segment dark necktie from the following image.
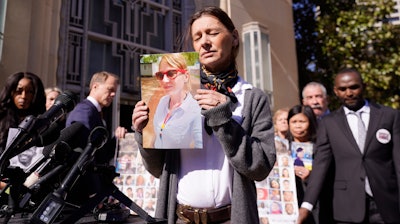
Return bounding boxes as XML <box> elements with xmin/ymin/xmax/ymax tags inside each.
<box><xmin>100</xmin><ymin>111</ymin><xmax>107</xmax><ymax>127</ymax></box>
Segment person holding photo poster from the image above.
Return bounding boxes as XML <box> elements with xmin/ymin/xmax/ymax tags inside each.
<box><xmin>287</xmin><ymin>105</ymin><xmax>318</xmax><ymax>224</ymax></box>
<box><xmin>152</xmin><ymin>53</ymin><xmax>202</xmax><ymax>149</ymax></box>
<box><xmin>132</xmin><ymin>6</ymin><xmax>276</xmax><ymax>224</ymax></box>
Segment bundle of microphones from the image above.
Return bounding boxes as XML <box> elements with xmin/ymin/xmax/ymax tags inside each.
<box><xmin>0</xmin><ymin>91</ymin><xmax>109</xmax><ymax>222</ymax></box>
<box><xmin>23</xmin><ymin>123</ymin><xmax>83</xmax><ymax>188</ymax></box>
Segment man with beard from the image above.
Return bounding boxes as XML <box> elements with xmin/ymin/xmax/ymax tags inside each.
<box><xmin>297</xmin><ymin>68</ymin><xmax>400</xmax><ymax>224</ymax></box>
<box><xmin>302</xmin><ymin>82</ymin><xmax>330</xmax><ymax>120</ymax></box>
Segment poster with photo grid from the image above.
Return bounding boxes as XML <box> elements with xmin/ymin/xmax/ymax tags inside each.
<box><xmin>256</xmin><ymin>137</ymin><xmax>298</xmax><ymax>224</ymax></box>
<box><xmin>113</xmin><ymin>133</ymin><xmax>159</xmax><ymax>217</ymax></box>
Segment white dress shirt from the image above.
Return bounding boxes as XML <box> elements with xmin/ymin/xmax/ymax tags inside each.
<box><xmin>87</xmin><ymin>96</ymin><xmax>102</xmax><ymax>112</ymax></box>
<box><xmin>344</xmin><ymin>101</ymin><xmax>373</xmax><ymax>196</ymax></box>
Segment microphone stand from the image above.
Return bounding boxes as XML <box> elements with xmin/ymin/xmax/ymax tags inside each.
<box><xmin>0</xmin><ymin>115</ymin><xmax>38</xmax><ymax>175</ymax></box>
<box><xmin>0</xmin><ymin>90</ymin><xmax>77</xmax><ymax>178</ymax></box>
<box><xmin>19</xmin><ymin>163</ymin><xmax>67</xmax><ymax>209</ymax></box>
<box><xmin>0</xmin><ymin>116</ymin><xmax>57</xmax><ymax>222</ymax></box>
<box><xmin>30</xmin><ymin>127</ymin><xmax>166</xmax><ymax>224</ymax></box>
<box><xmin>0</xmin><ymin>166</ymin><xmax>30</xmax><ymax>223</ymax></box>
<box><xmin>0</xmin><ymin>91</ymin><xmax>77</xmax><ymax>223</ymax></box>
<box><xmin>17</xmin><ymin>123</ymin><xmax>85</xmax><ymax>214</ymax></box>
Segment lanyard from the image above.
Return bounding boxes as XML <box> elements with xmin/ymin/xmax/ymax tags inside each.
<box><xmin>159</xmin><ymin>102</ymin><xmax>182</xmax><ymax>139</ymax></box>
<box><xmin>161</xmin><ymin>111</ymin><xmax>172</xmax><ymax>130</ymax></box>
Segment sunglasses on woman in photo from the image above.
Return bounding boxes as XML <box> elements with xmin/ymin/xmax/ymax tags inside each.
<box><xmin>154</xmin><ymin>69</ymin><xmax>186</xmax><ymax>80</ymax></box>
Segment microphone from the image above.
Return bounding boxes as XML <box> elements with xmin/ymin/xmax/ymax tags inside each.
<box><xmin>36</xmin><ymin>122</ymin><xmax>64</xmax><ymax>147</ymax></box>
<box><xmin>22</xmin><ymin>122</ymin><xmax>85</xmax><ymax>186</ymax></box>
<box><xmin>31</xmin><ymin>127</ymin><xmax>108</xmax><ymax>224</ymax></box>
<box><xmin>23</xmin><ymin>157</ymin><xmax>53</xmax><ymax>188</ymax></box>
<box><xmin>41</xmin><ymin>122</ymin><xmax>85</xmax><ymax>159</ymax></box>
<box><xmin>35</xmin><ymin>90</ymin><xmax>77</xmax><ymax>134</ymax></box>
<box><xmin>56</xmin><ymin>126</ymin><xmax>108</xmax><ymax>199</ymax></box>
<box><xmin>0</xmin><ymin>91</ymin><xmax>77</xmax><ymax>171</ymax></box>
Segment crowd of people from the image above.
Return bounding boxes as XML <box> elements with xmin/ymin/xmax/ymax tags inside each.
<box><xmin>0</xmin><ymin>5</ymin><xmax>399</xmax><ymax>224</ymax></box>
<box><xmin>133</xmin><ymin>5</ymin><xmax>400</xmax><ymax>224</ymax></box>
<box><xmin>274</xmin><ymin>68</ymin><xmax>400</xmax><ymax>224</ymax></box>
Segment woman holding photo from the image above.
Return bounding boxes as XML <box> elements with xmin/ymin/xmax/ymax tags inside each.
<box><xmin>287</xmin><ymin>104</ymin><xmax>317</xmax><ymax>224</ymax></box>
<box><xmin>132</xmin><ymin>6</ymin><xmax>276</xmax><ymax>223</ymax></box>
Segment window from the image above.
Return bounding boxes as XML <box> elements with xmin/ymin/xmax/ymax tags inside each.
<box><xmin>61</xmin><ymin>0</ymin><xmax>188</xmax><ymax>94</ymax></box>
<box><xmin>242</xmin><ymin>22</ymin><xmax>273</xmax><ymax>105</ymax></box>
<box><xmin>58</xmin><ymin>0</ymin><xmax>194</xmax><ymax>130</ymax></box>
<box><xmin>0</xmin><ymin>0</ymin><xmax>7</xmax><ymax>61</ymax></box>
<box><xmin>390</xmin><ymin>0</ymin><xmax>400</xmax><ymax>25</ymax></box>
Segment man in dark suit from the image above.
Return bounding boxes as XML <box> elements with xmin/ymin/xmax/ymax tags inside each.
<box><xmin>297</xmin><ymin>68</ymin><xmax>400</xmax><ymax>224</ymax></box>
<box><xmin>302</xmin><ymin>82</ymin><xmax>334</xmax><ymax>224</ymax></box>
<box><xmin>66</xmin><ymin>71</ymin><xmax>127</xmax><ymax>161</ymax></box>
<box><xmin>65</xmin><ymin>71</ymin><xmax>127</xmax><ymax>204</ymax></box>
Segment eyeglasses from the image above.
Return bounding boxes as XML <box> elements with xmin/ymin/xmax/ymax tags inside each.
<box><xmin>155</xmin><ymin>69</ymin><xmax>186</xmax><ymax>80</ymax></box>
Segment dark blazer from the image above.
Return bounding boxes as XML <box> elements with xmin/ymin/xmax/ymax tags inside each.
<box><xmin>66</xmin><ymin>99</ymin><xmax>103</xmax><ymax>140</ymax></box>
<box><xmin>304</xmin><ymin>102</ymin><xmax>400</xmax><ymax>223</ymax></box>
<box><xmin>66</xmin><ymin>99</ymin><xmax>114</xmax><ymax>163</ymax></box>
<box><xmin>65</xmin><ymin>99</ymin><xmax>116</xmax><ymax>204</ymax></box>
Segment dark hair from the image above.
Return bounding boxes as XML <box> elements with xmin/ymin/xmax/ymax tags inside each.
<box><xmin>287</xmin><ymin>105</ymin><xmax>317</xmax><ymax>142</ymax></box>
<box><xmin>0</xmin><ymin>72</ymin><xmax>46</xmax><ymax>150</ymax></box>
<box><xmin>336</xmin><ymin>67</ymin><xmax>363</xmax><ymax>82</ymax></box>
<box><xmin>184</xmin><ymin>6</ymin><xmax>239</xmax><ymax>66</ymax></box>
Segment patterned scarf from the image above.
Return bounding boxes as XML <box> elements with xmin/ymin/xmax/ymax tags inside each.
<box><xmin>200</xmin><ymin>64</ymin><xmax>238</xmax><ymax>134</ymax></box>
<box><xmin>200</xmin><ymin>64</ymin><xmax>238</xmax><ymax>103</ymax></box>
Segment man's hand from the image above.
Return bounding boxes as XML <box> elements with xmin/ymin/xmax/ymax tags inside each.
<box><xmin>297</xmin><ymin>207</ymin><xmax>311</xmax><ymax>224</ymax></box>
<box><xmin>114</xmin><ymin>126</ymin><xmax>127</xmax><ymax>139</ymax></box>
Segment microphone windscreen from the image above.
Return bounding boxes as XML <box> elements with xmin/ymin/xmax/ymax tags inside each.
<box><xmin>53</xmin><ymin>141</ymin><xmax>71</xmax><ymax>162</ymax></box>
<box><xmin>23</xmin><ymin>172</ymin><xmax>39</xmax><ymax>188</ymax></box>
<box><xmin>88</xmin><ymin>126</ymin><xmax>109</xmax><ymax>148</ymax></box>
<box><xmin>42</xmin><ymin>122</ymin><xmax>85</xmax><ymax>157</ymax></box>
<box><xmin>53</xmin><ymin>90</ymin><xmax>77</xmax><ymax>112</ymax></box>
<box><xmin>37</xmin><ymin>122</ymin><xmax>63</xmax><ymax>147</ymax></box>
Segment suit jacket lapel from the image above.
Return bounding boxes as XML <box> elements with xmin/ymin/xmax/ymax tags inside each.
<box><xmin>337</xmin><ymin>106</ymin><xmax>362</xmax><ymax>154</ymax></box>
<box><xmin>364</xmin><ymin>103</ymin><xmax>381</xmax><ymax>154</ymax></box>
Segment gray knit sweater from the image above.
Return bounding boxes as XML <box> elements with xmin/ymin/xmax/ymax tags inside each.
<box><xmin>135</xmin><ymin>87</ymin><xmax>276</xmax><ymax>224</ymax></box>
